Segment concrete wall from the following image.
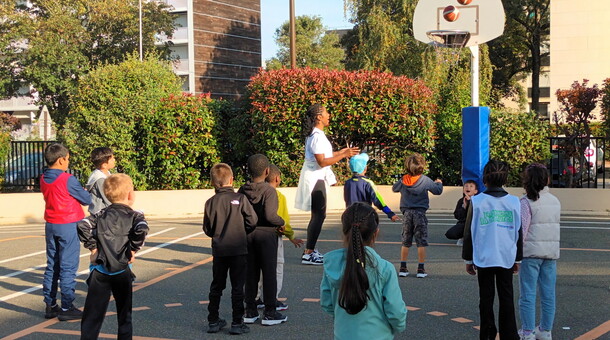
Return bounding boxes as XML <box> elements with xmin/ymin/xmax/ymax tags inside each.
<box><xmin>2</xmin><ymin>186</ymin><xmax>609</xmax><ymax>225</ymax></box>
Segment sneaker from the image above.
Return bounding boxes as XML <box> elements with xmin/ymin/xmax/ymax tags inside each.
<box><xmin>518</xmin><ymin>329</ymin><xmax>536</xmax><ymax>340</ymax></box>
<box><xmin>301</xmin><ymin>252</ymin><xmax>323</xmax><ymax>265</ymax></box>
<box><xmin>535</xmin><ymin>326</ymin><xmax>552</xmax><ymax>340</ymax></box>
<box><xmin>207</xmin><ymin>319</ymin><xmax>227</xmax><ymax>333</ymax></box>
<box><xmin>276</xmin><ymin>301</ymin><xmax>288</xmax><ymax>311</ymax></box>
<box><xmin>261</xmin><ymin>311</ymin><xmax>288</xmax><ymax>326</ymax></box>
<box><xmin>243</xmin><ymin>310</ymin><xmax>259</xmax><ymax>324</ymax></box>
<box><xmin>256</xmin><ymin>298</ymin><xmax>265</xmax><ymax>309</ymax></box>
<box><xmin>229</xmin><ymin>322</ymin><xmax>250</xmax><ymax>335</ymax></box>
<box><xmin>312</xmin><ymin>249</ymin><xmax>324</xmax><ymax>259</ymax></box>
<box><xmin>57</xmin><ymin>305</ymin><xmax>83</xmax><ymax>321</ymax></box>
<box><xmin>456</xmin><ymin>238</ymin><xmax>464</xmax><ymax>246</ymax></box>
<box><xmin>416</xmin><ymin>268</ymin><xmax>428</xmax><ymax>278</ymax></box>
<box><xmin>44</xmin><ymin>304</ymin><xmax>61</xmax><ymax>319</ymax></box>
<box><xmin>399</xmin><ymin>267</ymin><xmax>409</xmax><ymax>277</ymax></box>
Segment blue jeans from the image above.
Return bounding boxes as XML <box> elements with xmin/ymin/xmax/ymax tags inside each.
<box><xmin>518</xmin><ymin>258</ymin><xmax>557</xmax><ymax>331</ymax></box>
<box><xmin>43</xmin><ymin>222</ymin><xmax>80</xmax><ymax>308</ymax></box>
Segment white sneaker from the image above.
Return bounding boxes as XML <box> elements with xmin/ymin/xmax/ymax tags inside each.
<box><xmin>518</xmin><ymin>329</ymin><xmax>536</xmax><ymax>340</ymax></box>
<box><xmin>301</xmin><ymin>252</ymin><xmax>323</xmax><ymax>265</ymax></box>
<box><xmin>535</xmin><ymin>326</ymin><xmax>552</xmax><ymax>340</ymax></box>
<box><xmin>456</xmin><ymin>239</ymin><xmax>464</xmax><ymax>246</ymax></box>
<box><xmin>398</xmin><ymin>267</ymin><xmax>409</xmax><ymax>277</ymax></box>
<box><xmin>312</xmin><ymin>249</ymin><xmax>324</xmax><ymax>259</ymax></box>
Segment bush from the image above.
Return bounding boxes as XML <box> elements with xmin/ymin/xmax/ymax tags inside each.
<box><xmin>247</xmin><ymin>68</ymin><xmax>437</xmax><ymax>186</ymax></box>
<box><xmin>600</xmin><ymin>78</ymin><xmax>610</xmax><ymax>139</ymax></box>
<box><xmin>60</xmin><ymin>54</ymin><xmax>183</xmax><ymax>189</ymax></box>
<box><xmin>490</xmin><ymin>109</ymin><xmax>551</xmax><ymax>186</ymax></box>
<box><xmin>140</xmin><ymin>93</ymin><xmax>221</xmax><ymax>189</ymax></box>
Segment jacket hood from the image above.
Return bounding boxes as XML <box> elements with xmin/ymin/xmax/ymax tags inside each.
<box><xmin>239</xmin><ymin>181</ymin><xmax>267</xmax><ymax>204</ymax></box>
<box><xmin>86</xmin><ymin>169</ymin><xmax>107</xmax><ymax>188</ymax></box>
<box><xmin>402</xmin><ymin>174</ymin><xmax>422</xmax><ymax>187</ymax></box>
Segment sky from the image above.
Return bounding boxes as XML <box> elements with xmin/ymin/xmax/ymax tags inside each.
<box><xmin>260</xmin><ymin>0</ymin><xmax>353</xmax><ymax>62</ymax></box>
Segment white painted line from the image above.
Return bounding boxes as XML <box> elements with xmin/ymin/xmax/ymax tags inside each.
<box><xmin>0</xmin><ymin>251</ymin><xmax>46</xmax><ymax>264</ymax></box>
<box><xmin>0</xmin><ymin>228</ymin><xmax>203</xmax><ymax>302</ymax></box>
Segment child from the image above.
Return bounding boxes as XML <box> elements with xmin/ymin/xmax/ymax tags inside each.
<box><xmin>392</xmin><ymin>153</ymin><xmax>442</xmax><ymax>278</ymax></box>
<box><xmin>320</xmin><ymin>202</ymin><xmax>407</xmax><ymax>339</ymax></box>
<box><xmin>238</xmin><ymin>154</ymin><xmax>287</xmax><ymax>325</ymax></box>
<box><xmin>203</xmin><ymin>163</ymin><xmax>258</xmax><ymax>334</ymax></box>
<box><xmin>518</xmin><ymin>163</ymin><xmax>560</xmax><ymax>340</ymax></box>
<box><xmin>344</xmin><ymin>153</ymin><xmax>399</xmax><ymax>222</ymax></box>
<box><xmin>462</xmin><ymin>160</ymin><xmax>523</xmax><ymax>340</ymax></box>
<box><xmin>445</xmin><ymin>180</ymin><xmax>478</xmax><ymax>245</ymax></box>
<box><xmin>86</xmin><ymin>147</ymin><xmax>115</xmax><ymax>214</ymax></box>
<box><xmin>40</xmin><ymin>143</ymin><xmax>91</xmax><ymax>321</ymax></box>
<box><xmin>256</xmin><ymin>164</ymin><xmax>304</xmax><ymax>311</ymax></box>
<box><xmin>77</xmin><ymin>173</ymin><xmax>149</xmax><ymax>339</ymax></box>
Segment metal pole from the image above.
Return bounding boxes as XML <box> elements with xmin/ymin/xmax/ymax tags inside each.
<box><xmin>289</xmin><ymin>0</ymin><xmax>296</xmax><ymax>69</ymax></box>
<box><xmin>139</xmin><ymin>0</ymin><xmax>143</xmax><ymax>61</ymax></box>
<box><xmin>469</xmin><ymin>45</ymin><xmax>479</xmax><ymax>107</ymax></box>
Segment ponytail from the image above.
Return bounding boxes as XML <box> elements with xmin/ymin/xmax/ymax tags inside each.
<box><xmin>338</xmin><ymin>203</ymin><xmax>379</xmax><ymax>315</ymax></box>
<box><xmin>302</xmin><ymin>104</ymin><xmax>325</xmax><ymax>139</ymax></box>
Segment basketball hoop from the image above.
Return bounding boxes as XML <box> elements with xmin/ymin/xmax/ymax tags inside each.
<box><xmin>426</xmin><ymin>30</ymin><xmax>470</xmax><ymax>66</ymax></box>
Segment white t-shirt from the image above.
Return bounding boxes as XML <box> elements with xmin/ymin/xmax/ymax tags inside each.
<box><xmin>305</xmin><ymin>128</ymin><xmax>333</xmax><ymax>161</ymax></box>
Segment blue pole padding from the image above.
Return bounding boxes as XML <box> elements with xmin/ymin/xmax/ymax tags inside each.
<box><xmin>462</xmin><ymin>106</ymin><xmax>490</xmax><ymax>192</ymax></box>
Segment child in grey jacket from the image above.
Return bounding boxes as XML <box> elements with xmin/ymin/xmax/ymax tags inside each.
<box><xmin>392</xmin><ymin>153</ymin><xmax>442</xmax><ymax>278</ymax></box>
<box><xmin>86</xmin><ymin>147</ymin><xmax>115</xmax><ymax>214</ymax></box>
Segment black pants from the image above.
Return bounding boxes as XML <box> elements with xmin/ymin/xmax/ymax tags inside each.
<box><xmin>208</xmin><ymin>254</ymin><xmax>247</xmax><ymax>324</ymax></box>
<box><xmin>477</xmin><ymin>267</ymin><xmax>519</xmax><ymax>340</ymax></box>
<box><xmin>306</xmin><ymin>180</ymin><xmax>326</xmax><ymax>250</ymax></box>
<box><xmin>245</xmin><ymin>228</ymin><xmax>278</xmax><ymax>315</ymax></box>
<box><xmin>81</xmin><ymin>269</ymin><xmax>133</xmax><ymax>340</ymax></box>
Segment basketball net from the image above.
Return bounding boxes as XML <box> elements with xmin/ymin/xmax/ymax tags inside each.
<box><xmin>426</xmin><ymin>30</ymin><xmax>470</xmax><ymax>67</ymax></box>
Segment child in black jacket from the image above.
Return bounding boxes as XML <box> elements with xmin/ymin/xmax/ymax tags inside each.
<box><xmin>203</xmin><ymin>163</ymin><xmax>258</xmax><ymax>335</ymax></box>
<box><xmin>445</xmin><ymin>180</ymin><xmax>478</xmax><ymax>245</ymax></box>
<box><xmin>77</xmin><ymin>174</ymin><xmax>149</xmax><ymax>340</ymax></box>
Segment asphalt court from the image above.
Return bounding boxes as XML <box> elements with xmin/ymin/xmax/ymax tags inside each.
<box><xmin>0</xmin><ymin>212</ymin><xmax>609</xmax><ymax>339</ymax></box>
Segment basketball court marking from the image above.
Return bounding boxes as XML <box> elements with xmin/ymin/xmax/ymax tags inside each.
<box><xmin>574</xmin><ymin>320</ymin><xmax>610</xmax><ymax>340</ymax></box>
<box><xmin>0</xmin><ymin>236</ymin><xmax>43</xmax><ymax>242</ymax></box>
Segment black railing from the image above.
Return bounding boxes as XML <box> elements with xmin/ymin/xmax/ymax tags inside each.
<box><xmin>548</xmin><ymin>136</ymin><xmax>606</xmax><ymax>189</ymax></box>
<box><xmin>3</xmin><ymin>141</ymin><xmax>81</xmax><ymax>191</ymax></box>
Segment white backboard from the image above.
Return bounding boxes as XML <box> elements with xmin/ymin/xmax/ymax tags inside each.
<box><xmin>413</xmin><ymin>0</ymin><xmax>505</xmax><ymax>47</ymax></box>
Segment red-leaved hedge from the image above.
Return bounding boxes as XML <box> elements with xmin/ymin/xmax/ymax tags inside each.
<box><xmin>246</xmin><ymin>68</ymin><xmax>438</xmax><ymax>186</ymax></box>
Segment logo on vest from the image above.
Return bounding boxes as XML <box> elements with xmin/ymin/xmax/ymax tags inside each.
<box><xmin>479</xmin><ymin>210</ymin><xmax>513</xmax><ymax>226</ymax></box>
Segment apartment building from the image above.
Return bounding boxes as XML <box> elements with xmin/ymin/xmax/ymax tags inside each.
<box><xmin>160</xmin><ymin>0</ymin><xmax>261</xmax><ymax>97</ymax></box>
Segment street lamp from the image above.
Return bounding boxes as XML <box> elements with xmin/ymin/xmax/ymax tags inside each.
<box><xmin>289</xmin><ymin>0</ymin><xmax>296</xmax><ymax>68</ymax></box>
<box><xmin>139</xmin><ymin>0</ymin><xmax>143</xmax><ymax>61</ymax></box>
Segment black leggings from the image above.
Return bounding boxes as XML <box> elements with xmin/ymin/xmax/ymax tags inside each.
<box><xmin>306</xmin><ymin>180</ymin><xmax>327</xmax><ymax>250</ymax></box>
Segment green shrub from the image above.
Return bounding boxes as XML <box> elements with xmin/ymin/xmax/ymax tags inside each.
<box><xmin>140</xmin><ymin>93</ymin><xmax>221</xmax><ymax>189</ymax></box>
<box><xmin>60</xmin><ymin>54</ymin><xmax>182</xmax><ymax>189</ymax></box>
<box><xmin>600</xmin><ymin>78</ymin><xmax>610</xmax><ymax>140</ymax></box>
<box><xmin>247</xmin><ymin>68</ymin><xmax>437</xmax><ymax>186</ymax></box>
<box><xmin>490</xmin><ymin>109</ymin><xmax>551</xmax><ymax>186</ymax></box>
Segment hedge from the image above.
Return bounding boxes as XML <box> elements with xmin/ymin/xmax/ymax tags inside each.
<box><xmin>247</xmin><ymin>68</ymin><xmax>438</xmax><ymax>186</ymax></box>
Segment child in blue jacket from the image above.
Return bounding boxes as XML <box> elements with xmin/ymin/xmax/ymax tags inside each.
<box><xmin>321</xmin><ymin>203</ymin><xmax>407</xmax><ymax>340</ymax></box>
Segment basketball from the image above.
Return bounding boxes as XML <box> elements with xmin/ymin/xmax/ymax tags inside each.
<box><xmin>443</xmin><ymin>5</ymin><xmax>460</xmax><ymax>22</ymax></box>
<box><xmin>457</xmin><ymin>0</ymin><xmax>472</xmax><ymax>5</ymax></box>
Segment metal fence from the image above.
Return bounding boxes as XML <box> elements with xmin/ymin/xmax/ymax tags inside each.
<box><xmin>2</xmin><ymin>141</ymin><xmax>81</xmax><ymax>192</ymax></box>
<box><xmin>548</xmin><ymin>136</ymin><xmax>606</xmax><ymax>189</ymax></box>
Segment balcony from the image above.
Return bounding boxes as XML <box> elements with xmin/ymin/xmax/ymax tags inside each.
<box><xmin>161</xmin><ymin>0</ymin><xmax>187</xmax><ymax>12</ymax></box>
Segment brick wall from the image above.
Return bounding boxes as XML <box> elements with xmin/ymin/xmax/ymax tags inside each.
<box><xmin>193</xmin><ymin>0</ymin><xmax>261</xmax><ymax>98</ymax></box>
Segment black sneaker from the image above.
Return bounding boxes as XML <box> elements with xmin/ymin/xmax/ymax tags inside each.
<box><xmin>58</xmin><ymin>305</ymin><xmax>83</xmax><ymax>321</ymax></box>
<box><xmin>261</xmin><ymin>311</ymin><xmax>287</xmax><ymax>326</ymax></box>
<box><xmin>416</xmin><ymin>268</ymin><xmax>428</xmax><ymax>278</ymax></box>
<box><xmin>276</xmin><ymin>301</ymin><xmax>288</xmax><ymax>311</ymax></box>
<box><xmin>207</xmin><ymin>319</ymin><xmax>227</xmax><ymax>333</ymax></box>
<box><xmin>229</xmin><ymin>322</ymin><xmax>250</xmax><ymax>335</ymax></box>
<box><xmin>44</xmin><ymin>304</ymin><xmax>61</xmax><ymax>319</ymax></box>
<box><xmin>243</xmin><ymin>310</ymin><xmax>259</xmax><ymax>324</ymax></box>
<box><xmin>399</xmin><ymin>267</ymin><xmax>409</xmax><ymax>277</ymax></box>
<box><xmin>256</xmin><ymin>298</ymin><xmax>265</xmax><ymax>309</ymax></box>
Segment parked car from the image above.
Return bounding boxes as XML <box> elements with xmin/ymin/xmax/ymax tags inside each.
<box><xmin>4</xmin><ymin>152</ymin><xmax>46</xmax><ymax>187</ymax></box>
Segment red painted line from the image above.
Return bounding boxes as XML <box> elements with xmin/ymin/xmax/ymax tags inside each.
<box><xmin>574</xmin><ymin>320</ymin><xmax>610</xmax><ymax>340</ymax></box>
<box><xmin>427</xmin><ymin>311</ymin><xmax>448</xmax><ymax>316</ymax></box>
<box><xmin>0</xmin><ymin>235</ymin><xmax>44</xmax><ymax>243</ymax></box>
<box><xmin>302</xmin><ymin>298</ymin><xmax>320</xmax><ymax>302</ymax></box>
<box><xmin>452</xmin><ymin>317</ymin><xmax>473</xmax><ymax>323</ymax></box>
<box><xmin>199</xmin><ymin>300</ymin><xmax>209</xmax><ymax>304</ymax></box>
<box><xmin>133</xmin><ymin>306</ymin><xmax>150</xmax><ymax>311</ymax></box>
<box><xmin>406</xmin><ymin>306</ymin><xmax>421</xmax><ymax>311</ymax></box>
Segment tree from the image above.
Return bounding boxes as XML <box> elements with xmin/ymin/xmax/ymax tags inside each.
<box><xmin>488</xmin><ymin>0</ymin><xmax>550</xmax><ymax>111</ymax></box>
<box><xmin>266</xmin><ymin>15</ymin><xmax>345</xmax><ymax>70</ymax></box>
<box><xmin>1</xmin><ymin>0</ymin><xmax>176</xmax><ymax>127</ymax></box>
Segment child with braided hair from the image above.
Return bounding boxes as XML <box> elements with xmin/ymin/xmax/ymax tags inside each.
<box><xmin>320</xmin><ymin>203</ymin><xmax>407</xmax><ymax>339</ymax></box>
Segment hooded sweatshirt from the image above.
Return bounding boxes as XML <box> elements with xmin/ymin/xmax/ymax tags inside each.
<box><xmin>392</xmin><ymin>174</ymin><xmax>443</xmax><ymax>212</ymax></box>
<box><xmin>320</xmin><ymin>247</ymin><xmax>407</xmax><ymax>340</ymax></box>
<box><xmin>238</xmin><ymin>181</ymin><xmax>284</xmax><ymax>229</ymax></box>
<box><xmin>86</xmin><ymin>169</ymin><xmax>112</xmax><ymax>214</ymax></box>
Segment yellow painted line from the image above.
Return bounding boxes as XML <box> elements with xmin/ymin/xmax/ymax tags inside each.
<box><xmin>574</xmin><ymin>320</ymin><xmax>610</xmax><ymax>340</ymax></box>
<box><xmin>427</xmin><ymin>311</ymin><xmax>448</xmax><ymax>316</ymax></box>
<box><xmin>406</xmin><ymin>306</ymin><xmax>421</xmax><ymax>311</ymax></box>
<box><xmin>164</xmin><ymin>303</ymin><xmax>182</xmax><ymax>308</ymax></box>
<box><xmin>199</xmin><ymin>300</ymin><xmax>209</xmax><ymax>304</ymax></box>
<box><xmin>452</xmin><ymin>317</ymin><xmax>473</xmax><ymax>323</ymax></box>
<box><xmin>133</xmin><ymin>306</ymin><xmax>151</xmax><ymax>311</ymax></box>
<box><xmin>302</xmin><ymin>298</ymin><xmax>319</xmax><ymax>302</ymax></box>
<box><xmin>0</xmin><ymin>235</ymin><xmax>44</xmax><ymax>242</ymax></box>
<box><xmin>278</xmin><ymin>297</ymin><xmax>287</xmax><ymax>302</ymax></box>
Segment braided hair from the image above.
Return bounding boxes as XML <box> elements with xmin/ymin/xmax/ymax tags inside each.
<box><xmin>522</xmin><ymin>163</ymin><xmax>549</xmax><ymax>201</ymax></box>
<box><xmin>338</xmin><ymin>202</ymin><xmax>379</xmax><ymax>315</ymax></box>
<box><xmin>482</xmin><ymin>159</ymin><xmax>510</xmax><ymax>188</ymax></box>
<box><xmin>302</xmin><ymin>103</ymin><xmax>325</xmax><ymax>139</ymax></box>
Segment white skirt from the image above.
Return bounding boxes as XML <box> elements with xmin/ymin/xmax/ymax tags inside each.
<box><xmin>294</xmin><ymin>160</ymin><xmax>335</xmax><ymax>211</ymax></box>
